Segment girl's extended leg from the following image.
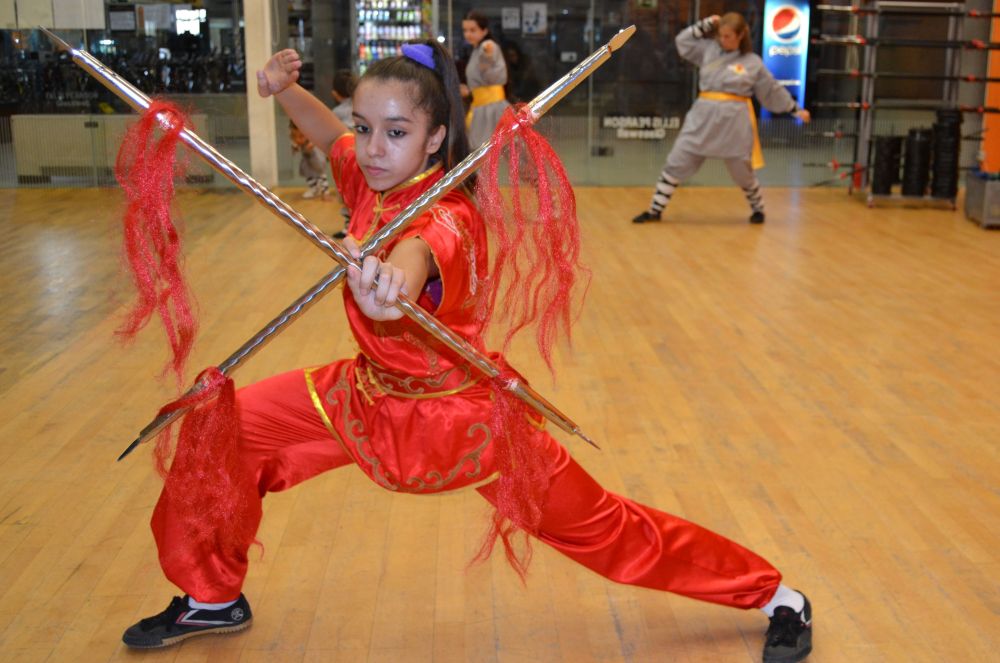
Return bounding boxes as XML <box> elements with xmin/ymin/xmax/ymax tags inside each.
<box><xmin>477</xmin><ymin>434</ymin><xmax>780</xmax><ymax>609</ymax></box>
<box><xmin>151</xmin><ymin>369</ymin><xmax>354</xmax><ymax>602</ymax></box>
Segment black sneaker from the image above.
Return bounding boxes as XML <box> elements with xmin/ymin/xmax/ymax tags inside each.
<box><xmin>763</xmin><ymin>593</ymin><xmax>812</xmax><ymax>662</ymax></box>
<box><xmin>750</xmin><ymin>211</ymin><xmax>766</xmax><ymax>224</ymax></box>
<box><xmin>332</xmin><ymin>229</ymin><xmax>347</xmax><ymax>240</ymax></box>
<box><xmin>632</xmin><ymin>210</ymin><xmax>661</xmax><ymax>223</ymax></box>
<box><xmin>122</xmin><ymin>594</ymin><xmax>253</xmax><ymax>648</ymax></box>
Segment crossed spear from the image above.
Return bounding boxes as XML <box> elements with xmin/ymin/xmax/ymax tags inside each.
<box><xmin>41</xmin><ymin>26</ymin><xmax>637</xmax><ymax>460</ymax></box>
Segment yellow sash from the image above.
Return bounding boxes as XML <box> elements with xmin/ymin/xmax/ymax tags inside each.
<box><xmin>465</xmin><ymin>84</ymin><xmax>507</xmax><ymax>127</ymax></box>
<box><xmin>698</xmin><ymin>91</ymin><xmax>765</xmax><ymax>170</ymax></box>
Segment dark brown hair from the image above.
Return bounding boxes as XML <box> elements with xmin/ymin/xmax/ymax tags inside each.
<box><xmin>363</xmin><ymin>40</ymin><xmax>471</xmax><ymax>179</ymax></box>
<box><xmin>332</xmin><ymin>69</ymin><xmax>357</xmax><ymax>99</ymax></box>
<box><xmin>464</xmin><ymin>9</ymin><xmax>495</xmax><ymax>45</ymax></box>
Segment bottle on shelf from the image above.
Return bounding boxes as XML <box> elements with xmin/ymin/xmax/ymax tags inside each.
<box><xmin>355</xmin><ymin>0</ymin><xmax>423</xmax><ymax>74</ymax></box>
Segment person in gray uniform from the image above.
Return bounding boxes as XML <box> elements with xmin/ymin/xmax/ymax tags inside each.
<box><xmin>633</xmin><ymin>13</ymin><xmax>811</xmax><ymax>225</ymax></box>
<box><xmin>460</xmin><ymin>10</ymin><xmax>510</xmax><ymax>149</ymax></box>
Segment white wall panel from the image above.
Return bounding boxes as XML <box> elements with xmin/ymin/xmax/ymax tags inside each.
<box><xmin>0</xmin><ymin>0</ymin><xmax>17</xmax><ymax>30</ymax></box>
<box><xmin>52</xmin><ymin>0</ymin><xmax>105</xmax><ymax>29</ymax></box>
<box><xmin>83</xmin><ymin>0</ymin><xmax>104</xmax><ymax>28</ymax></box>
<box><xmin>17</xmin><ymin>0</ymin><xmax>54</xmax><ymax>28</ymax></box>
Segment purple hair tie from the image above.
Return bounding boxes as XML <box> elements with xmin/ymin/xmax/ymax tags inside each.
<box><xmin>402</xmin><ymin>43</ymin><xmax>436</xmax><ymax>71</ymax></box>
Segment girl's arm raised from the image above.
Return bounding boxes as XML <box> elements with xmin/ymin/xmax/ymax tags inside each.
<box><xmin>256</xmin><ymin>49</ymin><xmax>349</xmax><ymax>154</ymax></box>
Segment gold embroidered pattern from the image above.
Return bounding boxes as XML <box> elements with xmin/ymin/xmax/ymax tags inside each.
<box><xmin>354</xmin><ymin>365</ymin><xmax>378</xmax><ymax>404</ymax></box>
<box><xmin>308</xmin><ymin>367</ymin><xmax>400</xmax><ymax>491</ymax></box>
<box><xmin>306</xmin><ymin>367</ymin><xmax>390</xmax><ymax>488</ymax></box>
<box><xmin>367</xmin><ymin>362</ymin><xmax>476</xmax><ymax>398</ymax></box>
<box><xmin>398</xmin><ymin>330</ymin><xmax>442</xmax><ymax>373</ymax></box>
<box><xmin>360</xmin><ymin>194</ymin><xmax>400</xmax><ymax>245</ymax></box>
<box><xmin>305</xmin><ymin>365</ymin><xmax>497</xmax><ymax>494</ymax></box>
<box><xmin>428</xmin><ymin>204</ymin><xmax>479</xmax><ymax>306</ymax></box>
<box><xmin>404</xmin><ymin>422</ymin><xmax>491</xmax><ymax>491</ymax></box>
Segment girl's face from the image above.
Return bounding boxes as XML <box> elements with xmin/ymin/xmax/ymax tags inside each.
<box><xmin>718</xmin><ymin>25</ymin><xmax>743</xmax><ymax>52</ymax></box>
<box><xmin>352</xmin><ymin>79</ymin><xmax>446</xmax><ymax>192</ymax></box>
<box><xmin>462</xmin><ymin>20</ymin><xmax>487</xmax><ymax>47</ymax></box>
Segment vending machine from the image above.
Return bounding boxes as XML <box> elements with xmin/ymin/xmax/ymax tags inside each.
<box><xmin>354</xmin><ymin>1</ymin><xmax>435</xmax><ymax>74</ymax></box>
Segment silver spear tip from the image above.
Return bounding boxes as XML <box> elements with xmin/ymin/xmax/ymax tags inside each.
<box><xmin>39</xmin><ymin>27</ymin><xmax>73</xmax><ymax>52</ymax></box>
<box><xmin>576</xmin><ymin>430</ymin><xmax>602</xmax><ymax>450</ymax></box>
<box><xmin>116</xmin><ymin>438</ymin><xmax>141</xmax><ymax>462</ymax></box>
<box><xmin>609</xmin><ymin>25</ymin><xmax>637</xmax><ymax>52</ymax></box>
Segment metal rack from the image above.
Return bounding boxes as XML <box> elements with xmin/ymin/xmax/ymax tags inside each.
<box><xmin>813</xmin><ymin>1</ymin><xmax>997</xmax><ymax>206</ymax></box>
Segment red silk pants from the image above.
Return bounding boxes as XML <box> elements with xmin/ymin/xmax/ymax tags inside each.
<box><xmin>151</xmin><ymin>369</ymin><xmax>781</xmax><ymax>609</ymax></box>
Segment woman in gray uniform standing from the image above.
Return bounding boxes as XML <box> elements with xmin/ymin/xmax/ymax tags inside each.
<box><xmin>633</xmin><ymin>13</ymin><xmax>811</xmax><ymax>225</ymax></box>
<box><xmin>461</xmin><ymin>10</ymin><xmax>511</xmax><ymax>148</ymax></box>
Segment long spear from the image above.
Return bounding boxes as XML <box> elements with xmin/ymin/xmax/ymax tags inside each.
<box><xmin>41</xmin><ymin>26</ymin><xmax>636</xmax><ymax>458</ymax></box>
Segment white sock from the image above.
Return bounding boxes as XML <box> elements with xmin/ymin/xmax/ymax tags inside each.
<box><xmin>188</xmin><ymin>597</ymin><xmax>237</xmax><ymax>610</ymax></box>
<box><xmin>760</xmin><ymin>585</ymin><xmax>804</xmax><ymax>618</ymax></box>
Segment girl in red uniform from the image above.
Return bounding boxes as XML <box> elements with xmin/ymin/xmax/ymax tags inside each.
<box><xmin>121</xmin><ymin>41</ymin><xmax>812</xmax><ymax>663</ymax></box>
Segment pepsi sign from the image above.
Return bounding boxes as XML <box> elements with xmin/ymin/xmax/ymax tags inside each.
<box><xmin>770</xmin><ymin>6</ymin><xmax>803</xmax><ymax>42</ymax></box>
<box><xmin>762</xmin><ymin>0</ymin><xmax>810</xmax><ymax>116</ymax></box>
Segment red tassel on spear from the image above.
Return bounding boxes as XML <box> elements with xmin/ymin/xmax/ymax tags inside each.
<box><xmin>476</xmin><ymin>105</ymin><xmax>591</xmax><ymax>375</ymax></box>
<box><xmin>114</xmin><ymin>99</ymin><xmax>197</xmax><ymax>383</ymax></box>
<box><xmin>116</xmin><ymin>102</ymin><xmax>253</xmax><ymax>558</ymax></box>
<box><xmin>472</xmin><ymin>106</ymin><xmax>591</xmax><ymax>578</ymax></box>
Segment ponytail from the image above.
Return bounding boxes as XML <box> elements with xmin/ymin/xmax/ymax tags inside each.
<box><xmin>718</xmin><ymin>12</ymin><xmax>753</xmax><ymax>54</ymax></box>
<box><xmin>363</xmin><ymin>40</ymin><xmax>472</xmax><ymax>185</ymax></box>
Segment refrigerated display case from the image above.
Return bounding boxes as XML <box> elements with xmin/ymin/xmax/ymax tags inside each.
<box><xmin>354</xmin><ymin>0</ymin><xmax>433</xmax><ymax>74</ymax></box>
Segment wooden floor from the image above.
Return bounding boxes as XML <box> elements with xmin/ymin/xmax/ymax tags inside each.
<box><xmin>0</xmin><ymin>184</ymin><xmax>998</xmax><ymax>663</ymax></box>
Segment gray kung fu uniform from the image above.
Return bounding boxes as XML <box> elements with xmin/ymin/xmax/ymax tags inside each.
<box><xmin>466</xmin><ymin>39</ymin><xmax>511</xmax><ymax>149</ymax></box>
<box><xmin>648</xmin><ymin>18</ymin><xmax>799</xmax><ymax>216</ymax></box>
